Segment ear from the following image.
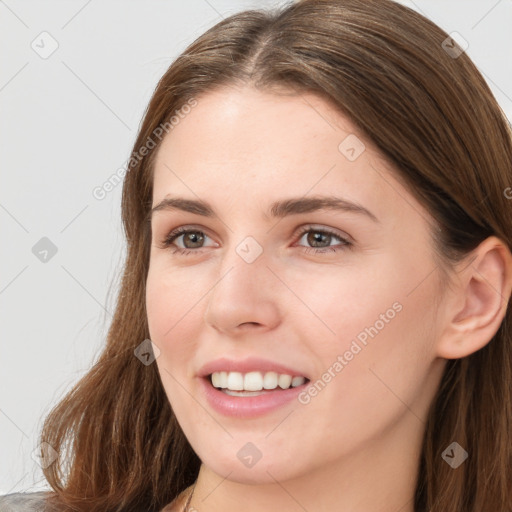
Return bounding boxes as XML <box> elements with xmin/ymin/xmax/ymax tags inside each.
<box><xmin>436</xmin><ymin>236</ymin><xmax>512</xmax><ymax>359</ymax></box>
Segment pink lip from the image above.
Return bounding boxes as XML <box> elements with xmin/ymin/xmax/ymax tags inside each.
<box><xmin>199</xmin><ymin>375</ymin><xmax>310</xmax><ymax>418</ymax></box>
<box><xmin>197</xmin><ymin>356</ymin><xmax>309</xmax><ymax>379</ymax></box>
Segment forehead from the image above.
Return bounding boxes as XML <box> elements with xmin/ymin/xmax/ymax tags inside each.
<box><xmin>150</xmin><ymin>86</ymin><xmax>426</xmax><ymax>227</ymax></box>
<box><xmin>155</xmin><ymin>86</ymin><xmax>362</xmax><ymax>164</ymax></box>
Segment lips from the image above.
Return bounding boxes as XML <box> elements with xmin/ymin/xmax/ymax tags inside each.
<box><xmin>195</xmin><ymin>356</ymin><xmax>312</xmax><ymax>417</ymax></box>
<box><xmin>199</xmin><ymin>371</ymin><xmax>310</xmax><ymax>418</ymax></box>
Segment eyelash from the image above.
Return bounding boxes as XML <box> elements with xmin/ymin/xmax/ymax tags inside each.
<box><xmin>158</xmin><ymin>225</ymin><xmax>352</xmax><ymax>256</ymax></box>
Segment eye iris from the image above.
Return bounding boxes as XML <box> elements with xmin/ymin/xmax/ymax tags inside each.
<box><xmin>307</xmin><ymin>231</ymin><xmax>330</xmax><ymax>248</ymax></box>
<box><xmin>183</xmin><ymin>231</ymin><xmax>204</xmax><ymax>248</ymax></box>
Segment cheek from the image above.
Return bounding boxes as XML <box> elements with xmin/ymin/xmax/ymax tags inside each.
<box><xmin>146</xmin><ymin>267</ymin><xmax>205</xmax><ymax>418</ymax></box>
<box><xmin>292</xmin><ymin>255</ymin><xmax>439</xmax><ymax>415</ymax></box>
<box><xmin>285</xmin><ymin>258</ymin><xmax>403</xmax><ymax>349</ymax></box>
<box><xmin>319</xmin><ymin>283</ymin><xmax>437</xmax><ymax>435</ymax></box>
<box><xmin>145</xmin><ymin>265</ymin><xmax>206</xmax><ymax>381</ymax></box>
<box><xmin>146</xmin><ymin>277</ymin><xmax>171</xmax><ymax>335</ymax></box>
<box><xmin>146</xmin><ymin>262</ymin><xmax>204</xmax><ymax>338</ymax></box>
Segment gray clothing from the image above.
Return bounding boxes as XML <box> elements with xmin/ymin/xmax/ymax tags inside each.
<box><xmin>0</xmin><ymin>492</ymin><xmax>50</xmax><ymax>512</ymax></box>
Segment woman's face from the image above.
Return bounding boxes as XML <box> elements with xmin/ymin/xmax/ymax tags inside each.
<box><xmin>146</xmin><ymin>86</ymin><xmax>448</xmax><ymax>485</ymax></box>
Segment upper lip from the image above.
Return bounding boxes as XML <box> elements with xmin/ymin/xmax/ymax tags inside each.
<box><xmin>198</xmin><ymin>357</ymin><xmax>310</xmax><ymax>379</ymax></box>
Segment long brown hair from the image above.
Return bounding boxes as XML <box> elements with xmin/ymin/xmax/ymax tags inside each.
<box><xmin>39</xmin><ymin>0</ymin><xmax>512</xmax><ymax>510</ymax></box>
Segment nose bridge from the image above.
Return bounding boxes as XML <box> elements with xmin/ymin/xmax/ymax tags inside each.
<box><xmin>203</xmin><ymin>233</ymin><xmax>280</xmax><ymax>331</ymax></box>
<box><xmin>212</xmin><ymin>232</ymin><xmax>269</xmax><ymax>304</ymax></box>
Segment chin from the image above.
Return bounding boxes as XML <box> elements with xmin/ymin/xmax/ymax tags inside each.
<box><xmin>198</xmin><ymin>446</ymin><xmax>309</xmax><ymax>485</ymax></box>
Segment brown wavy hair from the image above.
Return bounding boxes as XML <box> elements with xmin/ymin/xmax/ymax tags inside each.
<box><xmin>38</xmin><ymin>0</ymin><xmax>512</xmax><ymax>510</ymax></box>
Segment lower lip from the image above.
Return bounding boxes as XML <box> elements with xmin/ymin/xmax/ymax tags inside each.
<box><xmin>199</xmin><ymin>376</ymin><xmax>310</xmax><ymax>418</ymax></box>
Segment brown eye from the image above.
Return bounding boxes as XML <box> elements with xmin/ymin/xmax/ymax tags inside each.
<box><xmin>160</xmin><ymin>227</ymin><xmax>216</xmax><ymax>255</ymax></box>
<box><xmin>296</xmin><ymin>227</ymin><xmax>351</xmax><ymax>253</ymax></box>
<box><xmin>173</xmin><ymin>230</ymin><xmax>205</xmax><ymax>249</ymax></box>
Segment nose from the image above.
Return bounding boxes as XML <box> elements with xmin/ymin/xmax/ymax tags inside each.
<box><xmin>202</xmin><ymin>240</ymin><xmax>281</xmax><ymax>335</ymax></box>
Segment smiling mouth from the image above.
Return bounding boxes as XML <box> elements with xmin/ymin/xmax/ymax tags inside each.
<box><xmin>207</xmin><ymin>370</ymin><xmax>310</xmax><ymax>396</ymax></box>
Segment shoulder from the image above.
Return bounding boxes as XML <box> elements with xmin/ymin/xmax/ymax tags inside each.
<box><xmin>0</xmin><ymin>491</ymin><xmax>50</xmax><ymax>512</ymax></box>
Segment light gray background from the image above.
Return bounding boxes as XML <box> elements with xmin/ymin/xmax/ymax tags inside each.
<box><xmin>1</xmin><ymin>0</ymin><xmax>511</xmax><ymax>494</ymax></box>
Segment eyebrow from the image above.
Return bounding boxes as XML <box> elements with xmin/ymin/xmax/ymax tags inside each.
<box><xmin>149</xmin><ymin>195</ymin><xmax>379</xmax><ymax>223</ymax></box>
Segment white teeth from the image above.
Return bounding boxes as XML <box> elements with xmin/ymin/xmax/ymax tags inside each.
<box><xmin>244</xmin><ymin>371</ymin><xmax>263</xmax><ymax>391</ymax></box>
<box><xmin>278</xmin><ymin>374</ymin><xmax>292</xmax><ymax>389</ymax></box>
<box><xmin>227</xmin><ymin>371</ymin><xmax>244</xmax><ymax>390</ymax></box>
<box><xmin>210</xmin><ymin>371</ymin><xmax>307</xmax><ymax>391</ymax></box>
<box><xmin>211</xmin><ymin>372</ymin><xmax>222</xmax><ymax>388</ymax></box>
<box><xmin>263</xmin><ymin>371</ymin><xmax>278</xmax><ymax>389</ymax></box>
<box><xmin>218</xmin><ymin>371</ymin><xmax>228</xmax><ymax>388</ymax></box>
<box><xmin>291</xmin><ymin>376</ymin><xmax>306</xmax><ymax>387</ymax></box>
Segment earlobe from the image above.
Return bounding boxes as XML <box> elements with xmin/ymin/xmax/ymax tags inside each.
<box><xmin>436</xmin><ymin>236</ymin><xmax>512</xmax><ymax>360</ymax></box>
